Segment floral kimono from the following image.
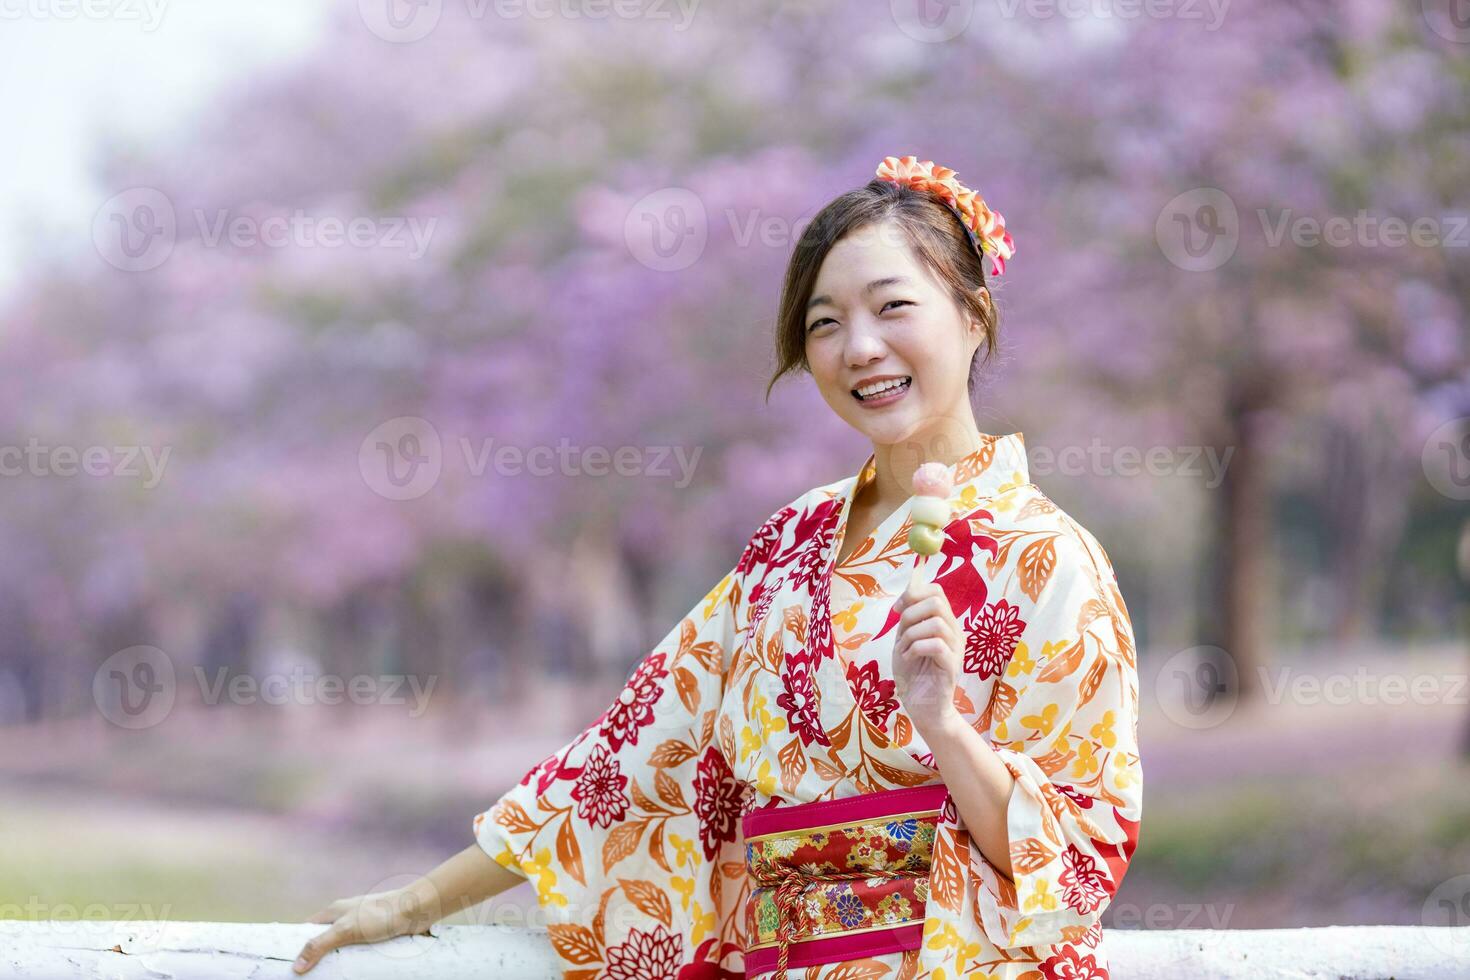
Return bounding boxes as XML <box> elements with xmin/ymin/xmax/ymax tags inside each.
<box><xmin>474</xmin><ymin>431</ymin><xmax>1142</xmax><ymax>980</ymax></box>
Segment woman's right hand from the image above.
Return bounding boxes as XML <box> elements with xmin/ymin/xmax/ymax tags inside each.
<box><xmin>292</xmin><ymin>888</ymin><xmax>430</xmax><ymax>974</ymax></box>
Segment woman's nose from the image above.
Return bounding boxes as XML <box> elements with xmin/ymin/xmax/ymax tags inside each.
<box><xmin>845</xmin><ymin>322</ymin><xmax>885</xmax><ymax>363</ymax></box>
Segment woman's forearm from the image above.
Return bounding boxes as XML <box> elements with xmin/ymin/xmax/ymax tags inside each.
<box><xmin>400</xmin><ymin>843</ymin><xmax>526</xmax><ymax>927</ymax></box>
<box><xmin>924</xmin><ymin>713</ymin><xmax>1018</xmax><ymax>882</ymax></box>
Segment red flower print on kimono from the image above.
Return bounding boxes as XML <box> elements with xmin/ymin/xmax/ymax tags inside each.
<box><xmin>847</xmin><ymin>658</ymin><xmax>899</xmax><ymax>729</ymax></box>
<box><xmin>784</xmin><ymin>499</ymin><xmax>841</xmax><ymax>594</ymax></box>
<box><xmin>692</xmin><ymin>746</ymin><xmax>746</xmax><ymax>860</ymax></box>
<box><xmin>777</xmin><ymin>647</ymin><xmax>830</xmax><ymax>746</ymax></box>
<box><xmin>599</xmin><ymin>651</ymin><xmax>668</xmax><ymax>751</ymax></box>
<box><xmin>874</xmin><ymin>516</ymin><xmax>1000</xmax><ymax>642</ymax></box>
<box><xmin>569</xmin><ymin>744</ymin><xmax>629</xmax><ymax>829</ymax></box>
<box><xmin>677</xmin><ymin>938</ymin><xmax>745</xmax><ymax>980</ymax></box>
<box><xmin>746</xmin><ymin>574</ymin><xmax>783</xmax><ymax>640</ymax></box>
<box><xmin>808</xmin><ymin>572</ymin><xmax>834</xmax><ymax>661</ymax></box>
<box><xmin>604</xmin><ymin>924</ymin><xmax>683</xmax><ymax>980</ymax></box>
<box><xmin>1059</xmin><ymin>843</ymin><xmax>1113</xmax><ymax>915</ymax></box>
<box><xmin>929</xmin><ymin>516</ymin><xmax>1001</xmax><ymax>619</ymax></box>
<box><xmin>1058</xmin><ymin>782</ymin><xmax>1095</xmax><ymax>810</ymax></box>
<box><xmin>737</xmin><ymin>505</ymin><xmax>796</xmax><ymax>577</ymax></box>
<box><xmin>962</xmin><ymin>598</ymin><xmax>1026</xmax><ymax>679</ymax></box>
<box><xmin>521</xmin><ymin>724</ymin><xmax>599</xmax><ymax>796</ymax></box>
<box><xmin>1039</xmin><ymin>944</ymin><xmax>1109</xmax><ymax>980</ymax></box>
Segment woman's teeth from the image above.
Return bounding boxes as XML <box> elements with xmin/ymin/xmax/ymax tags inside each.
<box><xmin>854</xmin><ymin>377</ymin><xmax>912</xmax><ymax>401</ymax></box>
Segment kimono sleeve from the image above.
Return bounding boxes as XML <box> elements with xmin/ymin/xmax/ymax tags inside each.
<box><xmin>470</xmin><ymin>562</ymin><xmax>748</xmax><ymax>977</ymax></box>
<box><xmin>965</xmin><ymin>531</ymin><xmax>1142</xmax><ymax>950</ymax></box>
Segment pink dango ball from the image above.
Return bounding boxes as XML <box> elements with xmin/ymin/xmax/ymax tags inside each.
<box><xmin>911</xmin><ymin>462</ymin><xmax>953</xmax><ymax>498</ymax></box>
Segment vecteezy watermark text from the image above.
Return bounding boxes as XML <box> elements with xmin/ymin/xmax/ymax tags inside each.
<box><xmin>1258</xmin><ymin>208</ymin><xmax>1470</xmax><ymax>250</ymax></box>
<box><xmin>0</xmin><ymin>439</ymin><xmax>169</xmax><ymax>487</ymax></box>
<box><xmin>94</xmin><ymin>187</ymin><xmax>438</xmax><ymax>272</ymax></box>
<box><xmin>359</xmin><ymin>418</ymin><xmax>704</xmax><ymax>500</ymax></box>
<box><xmin>0</xmin><ymin>0</ymin><xmax>168</xmax><ymax>29</ymax></box>
<box><xmin>1156</xmin><ymin>187</ymin><xmax>1470</xmax><ymax>271</ymax></box>
<box><xmin>93</xmin><ymin>646</ymin><xmax>438</xmax><ymax>728</ymax></box>
<box><xmin>1258</xmin><ymin>666</ymin><xmax>1469</xmax><ymax>707</ymax></box>
<box><xmin>1029</xmin><ymin>440</ymin><xmax>1235</xmax><ymax>489</ymax></box>
<box><xmin>195</xmin><ymin>666</ymin><xmax>438</xmax><ymax>715</ymax></box>
<box><xmin>357</xmin><ymin>0</ymin><xmax>702</xmax><ymax>43</ymax></box>
<box><xmin>991</xmin><ymin>0</ymin><xmax>1228</xmax><ymax>30</ymax></box>
<box><xmin>460</xmin><ymin>438</ymin><xmax>701</xmax><ymax>483</ymax></box>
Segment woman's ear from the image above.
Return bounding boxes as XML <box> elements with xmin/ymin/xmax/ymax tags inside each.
<box><xmin>968</xmin><ymin>304</ymin><xmax>985</xmax><ymax>342</ymax></box>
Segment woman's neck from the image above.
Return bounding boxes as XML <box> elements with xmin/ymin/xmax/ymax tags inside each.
<box><xmin>864</xmin><ymin>423</ymin><xmax>987</xmax><ymax>511</ymax></box>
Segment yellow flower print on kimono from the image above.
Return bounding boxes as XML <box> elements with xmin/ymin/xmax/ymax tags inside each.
<box><xmin>473</xmin><ymin>431</ymin><xmax>1142</xmax><ymax>980</ymax></box>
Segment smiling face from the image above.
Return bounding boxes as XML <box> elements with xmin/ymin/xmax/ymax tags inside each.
<box><xmin>803</xmin><ymin>219</ymin><xmax>987</xmax><ymax>448</ymax></box>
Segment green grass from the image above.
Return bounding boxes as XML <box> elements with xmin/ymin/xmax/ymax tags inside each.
<box><xmin>1134</xmin><ymin>761</ymin><xmax>1470</xmax><ymax>901</ymax></box>
<box><xmin>0</xmin><ymin>788</ymin><xmax>448</xmax><ymax>923</ymax></box>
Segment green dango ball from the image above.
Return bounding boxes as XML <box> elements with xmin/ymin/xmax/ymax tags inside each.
<box><xmin>907</xmin><ymin>524</ymin><xmax>945</xmax><ymax>555</ymax></box>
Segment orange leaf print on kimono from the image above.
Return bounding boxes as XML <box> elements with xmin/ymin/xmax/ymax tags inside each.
<box><xmin>473</xmin><ymin>431</ymin><xmax>1141</xmax><ymax>980</ymax></box>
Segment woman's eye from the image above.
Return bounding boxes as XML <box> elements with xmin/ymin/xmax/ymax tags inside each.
<box><xmin>807</xmin><ymin>301</ymin><xmax>910</xmax><ymax>333</ymax></box>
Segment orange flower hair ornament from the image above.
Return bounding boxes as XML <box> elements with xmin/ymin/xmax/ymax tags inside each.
<box><xmin>874</xmin><ymin>155</ymin><xmax>1015</xmax><ymax>277</ymax></box>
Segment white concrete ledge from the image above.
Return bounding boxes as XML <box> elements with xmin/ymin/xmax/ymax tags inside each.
<box><xmin>4</xmin><ymin>921</ymin><xmax>1468</xmax><ymax>978</ymax></box>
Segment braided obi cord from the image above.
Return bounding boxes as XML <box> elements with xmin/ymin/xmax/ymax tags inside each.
<box><xmin>758</xmin><ymin>862</ymin><xmax>931</xmax><ymax>980</ymax></box>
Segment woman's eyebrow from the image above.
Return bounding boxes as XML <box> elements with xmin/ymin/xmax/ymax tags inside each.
<box><xmin>806</xmin><ymin>276</ymin><xmax>914</xmax><ymax>311</ymax></box>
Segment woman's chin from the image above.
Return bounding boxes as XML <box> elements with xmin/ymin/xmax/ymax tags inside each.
<box><xmin>847</xmin><ymin>410</ymin><xmax>922</xmax><ymax>446</ymax></box>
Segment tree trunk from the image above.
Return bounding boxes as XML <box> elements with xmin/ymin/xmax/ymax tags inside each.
<box><xmin>1205</xmin><ymin>411</ymin><xmax>1270</xmax><ymax>704</ymax></box>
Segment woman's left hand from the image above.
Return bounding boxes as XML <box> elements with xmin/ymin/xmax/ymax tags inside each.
<box><xmin>891</xmin><ymin>579</ymin><xmax>964</xmax><ymax>735</ymax></box>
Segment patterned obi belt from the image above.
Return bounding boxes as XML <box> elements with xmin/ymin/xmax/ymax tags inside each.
<box><xmin>742</xmin><ymin>783</ymin><xmax>948</xmax><ymax>979</ymax></box>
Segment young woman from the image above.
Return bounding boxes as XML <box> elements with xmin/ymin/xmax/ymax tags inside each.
<box><xmin>294</xmin><ymin>156</ymin><xmax>1142</xmax><ymax>980</ymax></box>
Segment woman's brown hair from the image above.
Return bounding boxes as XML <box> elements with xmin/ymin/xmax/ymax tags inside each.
<box><xmin>765</xmin><ymin>177</ymin><xmax>1001</xmax><ymax>404</ymax></box>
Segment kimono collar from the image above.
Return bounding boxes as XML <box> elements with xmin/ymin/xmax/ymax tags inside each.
<box><xmin>851</xmin><ymin>430</ymin><xmax>1030</xmax><ymax>515</ymax></box>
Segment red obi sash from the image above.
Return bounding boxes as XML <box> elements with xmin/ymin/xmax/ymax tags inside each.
<box><xmin>742</xmin><ymin>783</ymin><xmax>949</xmax><ymax>979</ymax></box>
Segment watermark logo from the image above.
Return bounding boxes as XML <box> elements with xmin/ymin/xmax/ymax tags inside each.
<box><xmin>460</xmin><ymin>439</ymin><xmax>702</xmax><ymax>485</ymax></box>
<box><xmin>93</xmin><ymin>646</ymin><xmax>438</xmax><ymax>727</ymax></box>
<box><xmin>1159</xmin><ymin>186</ymin><xmax>1469</xmax><ymax>271</ymax></box>
<box><xmin>0</xmin><ymin>439</ymin><xmax>170</xmax><ymax>487</ymax></box>
<box><xmin>1155</xmin><ymin>188</ymin><xmax>1239</xmax><ymax>272</ymax></box>
<box><xmin>358</xmin><ymin>421</ymin><xmax>705</xmax><ymax>500</ymax></box>
<box><xmin>195</xmin><ymin>666</ymin><xmax>437</xmax><ymax>717</ymax></box>
<box><xmin>1153</xmin><ymin>645</ymin><xmax>1238</xmax><ymax>730</ymax></box>
<box><xmin>358</xmin><ymin>0</ymin><xmax>700</xmax><ymax>43</ymax></box>
<box><xmin>0</xmin><ymin>0</ymin><xmax>168</xmax><ymax>29</ymax></box>
<box><xmin>94</xmin><ymin>645</ymin><xmax>176</xmax><ymax>729</ymax></box>
<box><xmin>0</xmin><ymin>901</ymin><xmax>174</xmax><ymax>951</ymax></box>
<box><xmin>1423</xmin><ymin>874</ymin><xmax>1470</xmax><ymax>958</ymax></box>
<box><xmin>193</xmin><ymin>209</ymin><xmax>436</xmax><ymax>257</ymax></box>
<box><xmin>1258</xmin><ymin>208</ymin><xmax>1469</xmax><ymax>250</ymax></box>
<box><xmin>1423</xmin><ymin>0</ymin><xmax>1470</xmax><ymax>43</ymax></box>
<box><xmin>358</xmin><ymin>874</ymin><xmax>442</xmax><ymax>961</ymax></box>
<box><xmin>1028</xmin><ymin>440</ymin><xmax>1234</xmax><ymax>488</ymax></box>
<box><xmin>94</xmin><ymin>187</ymin><xmax>176</xmax><ymax>272</ymax></box>
<box><xmin>620</xmin><ymin>191</ymin><xmax>924</xmax><ymax>268</ymax></box>
<box><xmin>1423</xmin><ymin>416</ymin><xmax>1470</xmax><ymax>500</ymax></box>
<box><xmin>359</xmin><ymin>0</ymin><xmax>443</xmax><ymax>42</ymax></box>
<box><xmin>93</xmin><ymin>187</ymin><xmax>438</xmax><ymax>271</ymax></box>
<box><xmin>890</xmin><ymin>0</ymin><xmax>974</xmax><ymax>43</ymax></box>
<box><xmin>1107</xmin><ymin>900</ymin><xmax>1235</xmax><ymax>929</ymax></box>
<box><xmin>726</xmin><ymin>204</ymin><xmax>822</xmax><ymax>253</ymax></box>
<box><xmin>1258</xmin><ymin>665</ymin><xmax>1468</xmax><ymax>707</ymax></box>
<box><xmin>359</xmin><ymin>417</ymin><xmax>444</xmax><ymax>501</ymax></box>
<box><xmin>990</xmin><ymin>0</ymin><xmax>1229</xmax><ymax>30</ymax></box>
<box><xmin>625</xmin><ymin>187</ymin><xmax>708</xmax><ymax>272</ymax></box>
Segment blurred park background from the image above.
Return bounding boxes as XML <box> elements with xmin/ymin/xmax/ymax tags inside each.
<box><xmin>2</xmin><ymin>0</ymin><xmax>1470</xmax><ymax>943</ymax></box>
